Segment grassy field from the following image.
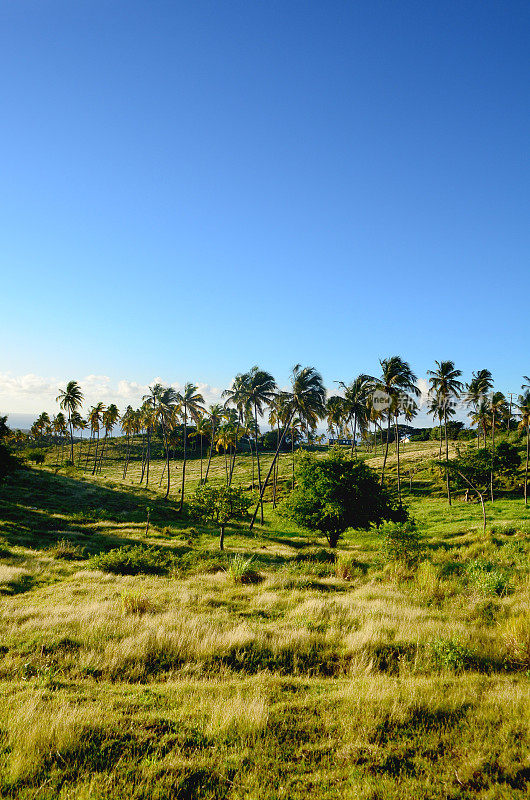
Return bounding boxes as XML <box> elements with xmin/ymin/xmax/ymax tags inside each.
<box><xmin>0</xmin><ymin>440</ymin><xmax>529</xmax><ymax>798</ymax></box>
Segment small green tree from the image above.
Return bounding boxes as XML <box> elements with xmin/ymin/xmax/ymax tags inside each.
<box><xmin>279</xmin><ymin>448</ymin><xmax>406</xmax><ymax>547</ymax></box>
<box><xmin>189</xmin><ymin>486</ymin><xmax>252</xmax><ymax>550</ymax></box>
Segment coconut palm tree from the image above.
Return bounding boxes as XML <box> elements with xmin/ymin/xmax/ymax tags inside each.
<box><xmin>56</xmin><ymin>380</ymin><xmax>84</xmax><ymax>463</ymax></box>
<box><xmin>190</xmin><ymin>416</ymin><xmax>210</xmax><ymax>484</ymax></box>
<box><xmin>70</xmin><ymin>411</ymin><xmax>87</xmax><ymax>468</ymax></box>
<box><xmin>326</xmin><ymin>395</ymin><xmax>346</xmax><ymax>444</ymax></box>
<box><xmin>376</xmin><ymin>356</ymin><xmax>420</xmax><ymax>489</ymax></box>
<box><xmin>96</xmin><ymin>404</ymin><xmax>119</xmax><ymax>474</ymax></box>
<box><xmin>153</xmin><ymin>386</ymin><xmax>179</xmax><ymax>499</ymax></box>
<box><xmin>488</xmin><ymin>390</ymin><xmax>508</xmax><ymax>502</ymax></box>
<box><xmin>52</xmin><ymin>412</ymin><xmax>68</xmax><ymax>464</ymax></box>
<box><xmin>86</xmin><ymin>403</ymin><xmax>105</xmax><ymax>473</ymax></box>
<box><xmin>465</xmin><ymin>370</ymin><xmax>493</xmax><ymax>447</ymax></box>
<box><xmin>176</xmin><ymin>383</ymin><xmax>205</xmax><ymax>510</ymax></box>
<box><xmin>204</xmin><ymin>404</ymin><xmax>224</xmax><ymax>483</ymax></box>
<box><xmin>427</xmin><ymin>360</ymin><xmax>463</xmax><ymax>505</ymax></box>
<box><xmin>249</xmin><ymin>365</ymin><xmax>326</xmax><ymax>531</ymax></box>
<box><xmin>243</xmin><ymin>367</ymin><xmax>277</xmax><ymax>524</ymax></box>
<box><xmin>121</xmin><ymin>406</ymin><xmax>136</xmax><ymax>479</ymax></box>
<box><xmin>518</xmin><ymin>391</ymin><xmax>530</xmax><ymax>506</ymax></box>
<box><xmin>222</xmin><ymin>373</ymin><xmax>251</xmax><ymax>486</ymax></box>
<box><xmin>337</xmin><ymin>374</ymin><xmax>373</xmax><ymax>455</ymax></box>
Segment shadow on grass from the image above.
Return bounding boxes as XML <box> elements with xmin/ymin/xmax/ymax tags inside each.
<box><xmin>0</xmin><ymin>468</ymin><xmax>188</xmax><ymax>554</ymax></box>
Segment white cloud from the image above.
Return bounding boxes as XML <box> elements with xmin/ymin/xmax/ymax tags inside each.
<box><xmin>0</xmin><ymin>372</ymin><xmax>224</xmax><ymax>416</ymax></box>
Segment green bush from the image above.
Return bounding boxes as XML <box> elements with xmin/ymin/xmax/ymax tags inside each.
<box><xmin>226</xmin><ymin>554</ymin><xmax>261</xmax><ymax>584</ymax></box>
<box><xmin>379</xmin><ymin>521</ymin><xmax>424</xmax><ymax>567</ymax></box>
<box><xmin>465</xmin><ymin>559</ymin><xmax>510</xmax><ymax>595</ymax></box>
<box><xmin>430</xmin><ymin>638</ymin><xmax>474</xmax><ymax>671</ymax></box>
<box><xmin>87</xmin><ymin>545</ymin><xmax>174</xmax><ymax>575</ymax></box>
<box><xmin>49</xmin><ymin>539</ymin><xmax>85</xmax><ymax>560</ymax></box>
<box><xmin>26</xmin><ymin>449</ymin><xmax>45</xmax><ymax>465</ymax></box>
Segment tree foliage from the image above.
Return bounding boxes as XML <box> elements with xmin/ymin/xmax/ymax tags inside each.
<box><xmin>279</xmin><ymin>448</ymin><xmax>406</xmax><ymax>547</ymax></box>
<box><xmin>189</xmin><ymin>485</ymin><xmax>253</xmax><ymax>550</ymax></box>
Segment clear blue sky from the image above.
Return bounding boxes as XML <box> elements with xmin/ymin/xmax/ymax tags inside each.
<box><xmin>2</xmin><ymin>0</ymin><xmax>529</xmax><ymax>410</ymax></box>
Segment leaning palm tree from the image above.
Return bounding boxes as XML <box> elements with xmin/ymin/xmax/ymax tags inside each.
<box><xmin>56</xmin><ymin>380</ymin><xmax>84</xmax><ymax>463</ymax></box>
<box><xmin>518</xmin><ymin>391</ymin><xmax>530</xmax><ymax>506</ymax></box>
<box><xmin>249</xmin><ymin>365</ymin><xmax>326</xmax><ymax>531</ymax></box>
<box><xmin>427</xmin><ymin>360</ymin><xmax>463</xmax><ymax>505</ymax></box>
<box><xmin>243</xmin><ymin>367</ymin><xmax>277</xmax><ymax>524</ymax></box>
<box><xmin>176</xmin><ymin>383</ymin><xmax>205</xmax><ymax>510</ymax></box>
<box><xmin>376</xmin><ymin>356</ymin><xmax>420</xmax><ymax>489</ymax></box>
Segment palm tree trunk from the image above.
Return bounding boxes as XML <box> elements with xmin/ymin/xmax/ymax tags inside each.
<box><xmin>228</xmin><ymin>421</ymin><xmax>240</xmax><ymax>487</ymax></box>
<box><xmin>200</xmin><ymin>434</ymin><xmax>203</xmax><ymax>484</ymax></box>
<box><xmin>179</xmin><ymin>410</ymin><xmax>187</xmax><ymax>511</ymax></box>
<box><xmin>445</xmin><ymin>410</ymin><xmax>451</xmax><ymax>506</ymax></box>
<box><xmin>204</xmin><ymin>424</ymin><xmax>215</xmax><ymax>483</ymax></box>
<box><xmin>490</xmin><ymin>413</ymin><xmax>496</xmax><ymax>502</ymax></box>
<box><xmin>249</xmin><ymin>411</ymin><xmax>294</xmax><ymax>531</ymax></box>
<box><xmin>68</xmin><ymin>415</ymin><xmax>74</xmax><ymax>463</ymax></box>
<box><xmin>254</xmin><ymin>404</ymin><xmax>264</xmax><ymax>525</ymax></box>
<box><xmin>381</xmin><ymin>412</ymin><xmax>392</xmax><ymax>485</ymax></box>
<box><xmin>145</xmin><ymin>428</ymin><xmax>151</xmax><ymax>486</ymax></box>
<box><xmin>395</xmin><ymin>416</ymin><xmax>401</xmax><ymax>505</ymax></box>
<box><xmin>92</xmin><ymin>430</ymin><xmax>100</xmax><ymax>475</ymax></box>
<box><xmin>163</xmin><ymin>424</ymin><xmax>171</xmax><ymax>500</ymax></box>
<box><xmin>524</xmin><ymin>425</ymin><xmax>530</xmax><ymax>506</ymax></box>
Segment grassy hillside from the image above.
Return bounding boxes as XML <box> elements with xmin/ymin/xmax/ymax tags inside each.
<box><xmin>0</xmin><ymin>444</ymin><xmax>529</xmax><ymax>798</ymax></box>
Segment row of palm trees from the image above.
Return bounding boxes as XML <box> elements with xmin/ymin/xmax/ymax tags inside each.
<box><xmin>28</xmin><ymin>363</ymin><xmax>530</xmax><ymax>512</ymax></box>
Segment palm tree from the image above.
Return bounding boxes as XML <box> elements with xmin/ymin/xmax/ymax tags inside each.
<box><xmin>427</xmin><ymin>360</ymin><xmax>463</xmax><ymax>505</ymax></box>
<box><xmin>518</xmin><ymin>391</ymin><xmax>530</xmax><ymax>506</ymax></box>
<box><xmin>121</xmin><ymin>406</ymin><xmax>136</xmax><ymax>479</ymax></box>
<box><xmin>222</xmin><ymin>373</ymin><xmax>251</xmax><ymax>486</ymax></box>
<box><xmin>56</xmin><ymin>380</ymin><xmax>84</xmax><ymax>463</ymax></box>
<box><xmin>376</xmin><ymin>356</ymin><xmax>420</xmax><ymax>490</ymax></box>
<box><xmin>96</xmin><ymin>404</ymin><xmax>119</xmax><ymax>474</ymax></box>
<box><xmin>465</xmin><ymin>370</ymin><xmax>493</xmax><ymax>447</ymax></box>
<box><xmin>177</xmin><ymin>383</ymin><xmax>205</xmax><ymax>510</ymax></box>
<box><xmin>249</xmin><ymin>365</ymin><xmax>326</xmax><ymax>531</ymax></box>
<box><xmin>326</xmin><ymin>395</ymin><xmax>346</xmax><ymax>444</ymax></box>
<box><xmin>337</xmin><ymin>374</ymin><xmax>373</xmax><ymax>455</ymax></box>
<box><xmin>215</xmin><ymin>424</ymin><xmax>236</xmax><ymax>483</ymax></box>
<box><xmin>86</xmin><ymin>403</ymin><xmax>105</xmax><ymax>472</ymax></box>
<box><xmin>52</xmin><ymin>412</ymin><xmax>68</xmax><ymax>464</ymax></box>
<box><xmin>155</xmin><ymin>386</ymin><xmax>179</xmax><ymax>499</ymax></box>
<box><xmin>71</xmin><ymin>411</ymin><xmax>87</xmax><ymax>468</ymax></box>
<box><xmin>190</xmin><ymin>416</ymin><xmax>210</xmax><ymax>484</ymax></box>
<box><xmin>243</xmin><ymin>367</ymin><xmax>277</xmax><ymax>524</ymax></box>
<box><xmin>204</xmin><ymin>404</ymin><xmax>224</xmax><ymax>483</ymax></box>
<box><xmin>488</xmin><ymin>390</ymin><xmax>508</xmax><ymax>502</ymax></box>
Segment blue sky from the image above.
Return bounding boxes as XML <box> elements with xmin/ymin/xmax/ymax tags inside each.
<box><xmin>2</xmin><ymin>0</ymin><xmax>529</xmax><ymax>420</ymax></box>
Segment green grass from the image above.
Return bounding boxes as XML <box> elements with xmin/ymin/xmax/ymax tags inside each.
<box><xmin>0</xmin><ymin>445</ymin><xmax>529</xmax><ymax>798</ymax></box>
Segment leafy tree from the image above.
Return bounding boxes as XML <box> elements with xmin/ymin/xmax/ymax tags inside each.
<box><xmin>56</xmin><ymin>380</ymin><xmax>84</xmax><ymax>463</ymax></box>
<box><xmin>189</xmin><ymin>485</ymin><xmax>252</xmax><ymax>550</ymax></box>
<box><xmin>0</xmin><ymin>416</ymin><xmax>10</xmax><ymax>442</ymax></box>
<box><xmin>0</xmin><ymin>444</ymin><xmax>23</xmax><ymax>483</ymax></box>
<box><xmin>279</xmin><ymin>448</ymin><xmax>406</xmax><ymax>547</ymax></box>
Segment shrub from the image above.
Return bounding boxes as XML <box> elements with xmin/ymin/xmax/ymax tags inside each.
<box><xmin>48</xmin><ymin>539</ymin><xmax>85</xmax><ymax>560</ymax></box>
<box><xmin>465</xmin><ymin>559</ymin><xmax>510</xmax><ymax>595</ymax></box>
<box><xmin>379</xmin><ymin>521</ymin><xmax>424</xmax><ymax>568</ymax></box>
<box><xmin>430</xmin><ymin>638</ymin><xmax>473</xmax><ymax>671</ymax></box>
<box><xmin>87</xmin><ymin>545</ymin><xmax>174</xmax><ymax>575</ymax></box>
<box><xmin>226</xmin><ymin>554</ymin><xmax>261</xmax><ymax>584</ymax></box>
